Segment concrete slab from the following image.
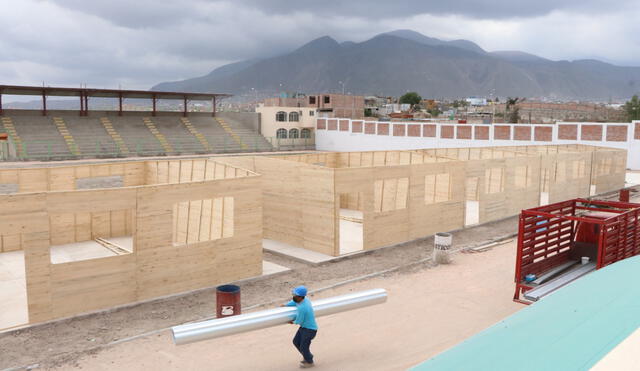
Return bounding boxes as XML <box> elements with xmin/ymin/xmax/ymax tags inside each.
<box><xmin>262</xmin><ymin>261</ymin><xmax>290</xmax><ymax>276</ymax></box>
<box><xmin>626</xmin><ymin>171</ymin><xmax>640</xmax><ymax>187</ymax></box>
<box><xmin>263</xmin><ymin>239</ymin><xmax>335</xmax><ymax>265</ymax></box>
<box><xmin>50</xmin><ymin>236</ymin><xmax>132</xmax><ymax>264</ymax></box>
<box><xmin>339</xmin><ymin>218</ymin><xmax>363</xmax><ymax>255</ymax></box>
<box><xmin>464</xmin><ymin>201</ymin><xmax>479</xmax><ymax>226</ymax></box>
<box><xmin>0</xmin><ymin>251</ymin><xmax>27</xmax><ymax>330</ymax></box>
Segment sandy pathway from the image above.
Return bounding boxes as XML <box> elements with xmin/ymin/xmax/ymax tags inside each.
<box><xmin>59</xmin><ymin>241</ymin><xmax>522</xmax><ymax>371</ymax></box>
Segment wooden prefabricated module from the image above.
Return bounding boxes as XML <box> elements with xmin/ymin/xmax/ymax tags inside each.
<box><xmin>0</xmin><ymin>158</ymin><xmax>262</xmax><ymax>324</ymax></box>
<box><xmin>223</xmin><ymin>145</ymin><xmax>626</xmax><ymax>257</ymax></box>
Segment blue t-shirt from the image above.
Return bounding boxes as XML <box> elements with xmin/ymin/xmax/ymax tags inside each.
<box><xmin>285</xmin><ymin>298</ymin><xmax>318</xmax><ymax>330</ymax></box>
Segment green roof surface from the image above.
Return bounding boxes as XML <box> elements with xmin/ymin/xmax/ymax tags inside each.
<box><xmin>410</xmin><ymin>256</ymin><xmax>640</xmax><ymax>371</ymax></box>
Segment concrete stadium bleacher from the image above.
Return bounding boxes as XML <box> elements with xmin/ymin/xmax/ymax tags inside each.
<box><xmin>10</xmin><ymin>114</ymin><xmax>73</xmax><ymax>160</ymax></box>
<box><xmin>0</xmin><ymin>110</ymin><xmax>274</xmax><ymax>161</ymax></box>
<box><xmin>63</xmin><ymin>116</ymin><xmax>120</xmax><ymax>157</ymax></box>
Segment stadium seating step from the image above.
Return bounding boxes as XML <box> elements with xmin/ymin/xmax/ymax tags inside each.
<box><xmin>52</xmin><ymin>117</ymin><xmax>81</xmax><ymax>156</ymax></box>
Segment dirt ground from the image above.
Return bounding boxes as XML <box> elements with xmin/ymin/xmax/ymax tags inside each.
<box><xmin>0</xmin><ymin>217</ymin><xmax>518</xmax><ymax>370</ymax></box>
<box><xmin>2</xmin><ymin>186</ymin><xmax>637</xmax><ymax>370</ymax></box>
<box><xmin>57</xmin><ymin>240</ymin><xmax>523</xmax><ymax>371</ymax></box>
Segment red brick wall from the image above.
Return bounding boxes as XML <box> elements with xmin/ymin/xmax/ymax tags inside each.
<box><xmin>339</xmin><ymin>120</ymin><xmax>349</xmax><ymax>131</ymax></box>
<box><xmin>581</xmin><ymin>125</ymin><xmax>602</xmax><ymax>141</ymax></box>
<box><xmin>441</xmin><ymin>125</ymin><xmax>454</xmax><ymax>139</ymax></box>
<box><xmin>377</xmin><ymin>123</ymin><xmax>389</xmax><ymax>135</ymax></box>
<box><xmin>317</xmin><ymin>119</ymin><xmax>326</xmax><ymax>130</ymax></box>
<box><xmin>606</xmin><ymin>125</ymin><xmax>627</xmax><ymax>142</ymax></box>
<box><xmin>423</xmin><ymin>124</ymin><xmax>436</xmax><ymax>137</ymax></box>
<box><xmin>457</xmin><ymin>126</ymin><xmax>472</xmax><ymax>139</ymax></box>
<box><xmin>407</xmin><ymin>124</ymin><xmax>421</xmax><ymax>137</ymax></box>
<box><xmin>393</xmin><ymin>124</ymin><xmax>406</xmax><ymax>137</ymax></box>
<box><xmin>534</xmin><ymin>126</ymin><xmax>552</xmax><ymax>142</ymax></box>
<box><xmin>475</xmin><ymin>126</ymin><xmax>489</xmax><ymax>140</ymax></box>
<box><xmin>327</xmin><ymin>119</ymin><xmax>337</xmax><ymax>130</ymax></box>
<box><xmin>558</xmin><ymin>125</ymin><xmax>577</xmax><ymax>140</ymax></box>
<box><xmin>352</xmin><ymin>121</ymin><xmax>363</xmax><ymax>133</ymax></box>
<box><xmin>636</xmin><ymin>123</ymin><xmax>640</xmax><ymax>140</ymax></box>
<box><xmin>514</xmin><ymin>126</ymin><xmax>531</xmax><ymax>141</ymax></box>
<box><xmin>365</xmin><ymin>122</ymin><xmax>376</xmax><ymax>135</ymax></box>
<box><xmin>494</xmin><ymin>126</ymin><xmax>511</xmax><ymax>140</ymax></box>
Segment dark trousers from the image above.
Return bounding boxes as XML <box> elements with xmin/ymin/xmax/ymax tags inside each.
<box><xmin>293</xmin><ymin>327</ymin><xmax>317</xmax><ymax>363</ymax></box>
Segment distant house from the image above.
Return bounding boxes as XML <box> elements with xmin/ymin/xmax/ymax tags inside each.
<box><xmin>256</xmin><ymin>94</ymin><xmax>364</xmax><ymax>139</ymax></box>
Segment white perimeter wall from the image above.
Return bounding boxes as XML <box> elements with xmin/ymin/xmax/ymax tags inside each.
<box><xmin>316</xmin><ymin>120</ymin><xmax>640</xmax><ymax>170</ymax></box>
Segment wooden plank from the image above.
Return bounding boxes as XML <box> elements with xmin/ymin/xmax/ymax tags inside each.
<box><xmin>1</xmin><ymin>234</ymin><xmax>22</xmax><ymax>252</ymax></box>
<box><xmin>19</xmin><ymin>169</ymin><xmax>48</xmax><ymax>192</ymax></box>
<box><xmin>168</xmin><ymin>161</ymin><xmax>181</xmax><ymax>184</ymax></box>
<box><xmin>210</xmin><ymin>197</ymin><xmax>223</xmax><ymax>239</ymax></box>
<box><xmin>50</xmin><ymin>213</ymin><xmax>75</xmax><ymax>245</ymax></box>
<box><xmin>91</xmin><ymin>211</ymin><xmax>111</xmax><ymax>238</ymax></box>
<box><xmin>48</xmin><ymin>167</ymin><xmax>75</xmax><ymax>191</ymax></box>
<box><xmin>175</xmin><ymin>201</ymin><xmax>189</xmax><ymax>244</ymax></box>
<box><xmin>222</xmin><ymin>197</ymin><xmax>234</xmax><ymax>238</ymax></box>
<box><xmin>157</xmin><ymin>161</ymin><xmax>169</xmax><ymax>184</ymax></box>
<box><xmin>179</xmin><ymin>160</ymin><xmax>193</xmax><ymax>183</ymax></box>
<box><xmin>75</xmin><ymin>212</ymin><xmax>92</xmax><ymax>241</ymax></box>
<box><xmin>110</xmin><ymin>209</ymin><xmax>127</xmax><ymax>237</ymax></box>
<box><xmin>0</xmin><ymin>169</ymin><xmax>19</xmax><ymax>184</ymax></box>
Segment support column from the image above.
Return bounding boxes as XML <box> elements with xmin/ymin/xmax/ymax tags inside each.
<box><xmin>212</xmin><ymin>96</ymin><xmax>217</xmax><ymax>117</ymax></box>
<box><xmin>42</xmin><ymin>90</ymin><xmax>47</xmax><ymax>116</ymax></box>
<box><xmin>119</xmin><ymin>93</ymin><xmax>123</xmax><ymax>116</ymax></box>
<box><xmin>0</xmin><ymin>93</ymin><xmax>3</xmax><ymax>116</ymax></box>
<box><xmin>183</xmin><ymin>96</ymin><xmax>188</xmax><ymax>117</ymax></box>
<box><xmin>152</xmin><ymin>95</ymin><xmax>157</xmax><ymax>117</ymax></box>
<box><xmin>79</xmin><ymin>92</ymin><xmax>84</xmax><ymax>116</ymax></box>
<box><xmin>84</xmin><ymin>94</ymin><xmax>89</xmax><ymax>116</ymax></box>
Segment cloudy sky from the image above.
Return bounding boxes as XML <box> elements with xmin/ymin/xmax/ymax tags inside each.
<box><xmin>1</xmin><ymin>0</ymin><xmax>639</xmax><ymax>91</ymax></box>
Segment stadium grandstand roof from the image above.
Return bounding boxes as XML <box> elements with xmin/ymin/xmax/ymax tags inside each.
<box><xmin>0</xmin><ymin>84</ymin><xmax>231</xmax><ymax>116</ymax></box>
<box><xmin>0</xmin><ymin>84</ymin><xmax>231</xmax><ymax>100</ymax></box>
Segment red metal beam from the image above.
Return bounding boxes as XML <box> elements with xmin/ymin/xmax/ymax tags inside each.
<box><xmin>84</xmin><ymin>94</ymin><xmax>89</xmax><ymax>116</ymax></box>
<box><xmin>42</xmin><ymin>90</ymin><xmax>47</xmax><ymax>116</ymax></box>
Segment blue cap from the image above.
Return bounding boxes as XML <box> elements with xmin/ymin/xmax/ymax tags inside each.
<box><xmin>292</xmin><ymin>285</ymin><xmax>307</xmax><ymax>297</ymax></box>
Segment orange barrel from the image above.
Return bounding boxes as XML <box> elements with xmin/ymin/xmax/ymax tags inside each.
<box><xmin>619</xmin><ymin>189</ymin><xmax>630</xmax><ymax>203</ymax></box>
<box><xmin>216</xmin><ymin>285</ymin><xmax>241</xmax><ymax>318</ymax></box>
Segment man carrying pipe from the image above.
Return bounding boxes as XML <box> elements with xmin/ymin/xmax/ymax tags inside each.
<box><xmin>282</xmin><ymin>285</ymin><xmax>318</xmax><ymax>368</ymax></box>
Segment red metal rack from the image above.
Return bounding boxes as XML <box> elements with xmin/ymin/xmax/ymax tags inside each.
<box><xmin>514</xmin><ymin>198</ymin><xmax>640</xmax><ymax>304</ymax></box>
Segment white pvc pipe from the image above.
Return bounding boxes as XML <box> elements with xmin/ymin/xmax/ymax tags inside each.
<box><xmin>172</xmin><ymin>288</ymin><xmax>387</xmax><ymax>345</ymax></box>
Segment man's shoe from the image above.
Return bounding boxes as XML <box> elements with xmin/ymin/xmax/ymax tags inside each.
<box><xmin>300</xmin><ymin>361</ymin><xmax>315</xmax><ymax>368</ymax></box>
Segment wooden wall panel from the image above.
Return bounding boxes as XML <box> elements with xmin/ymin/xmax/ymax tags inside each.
<box><xmin>49</xmin><ymin>255</ymin><xmax>136</xmax><ymax>318</ymax></box>
<box><xmin>19</xmin><ymin>169</ymin><xmax>48</xmax><ymax>193</ymax></box>
<box><xmin>591</xmin><ymin>149</ymin><xmax>627</xmax><ymax>194</ymax></box>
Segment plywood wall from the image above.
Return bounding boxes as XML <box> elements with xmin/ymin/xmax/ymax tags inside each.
<box><xmin>591</xmin><ymin>149</ymin><xmax>627</xmax><ymax>194</ymax></box>
<box><xmin>252</xmin><ymin>157</ymin><xmax>336</xmax><ymax>256</ymax></box>
<box><xmin>0</xmin><ymin>162</ymin><xmax>145</xmax><ymax>194</ymax></box>
<box><xmin>334</xmin><ymin>161</ymin><xmax>466</xmax><ymax>251</ymax></box>
<box><xmin>264</xmin><ymin>145</ymin><xmax>626</xmax><ymax>254</ymax></box>
<box><xmin>1</xmin><ymin>166</ymin><xmax>262</xmax><ymax>324</ymax></box>
<box><xmin>144</xmin><ymin>159</ymin><xmax>254</xmax><ymax>185</ymax></box>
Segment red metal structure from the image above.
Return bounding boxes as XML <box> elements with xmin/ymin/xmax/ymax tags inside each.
<box><xmin>514</xmin><ymin>198</ymin><xmax>640</xmax><ymax>304</ymax></box>
<box><xmin>0</xmin><ymin>85</ymin><xmax>231</xmax><ymax>117</ymax></box>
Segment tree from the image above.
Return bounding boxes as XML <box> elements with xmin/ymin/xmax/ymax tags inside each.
<box><xmin>427</xmin><ymin>107</ymin><xmax>441</xmax><ymax>117</ymax></box>
<box><xmin>399</xmin><ymin>92</ymin><xmax>422</xmax><ymax>107</ymax></box>
<box><xmin>505</xmin><ymin>97</ymin><xmax>522</xmax><ymax>123</ymax></box>
<box><xmin>624</xmin><ymin>95</ymin><xmax>640</xmax><ymax>121</ymax></box>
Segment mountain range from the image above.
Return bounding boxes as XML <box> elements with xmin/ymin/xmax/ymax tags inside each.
<box><xmin>152</xmin><ymin>29</ymin><xmax>640</xmax><ymax>100</ymax></box>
